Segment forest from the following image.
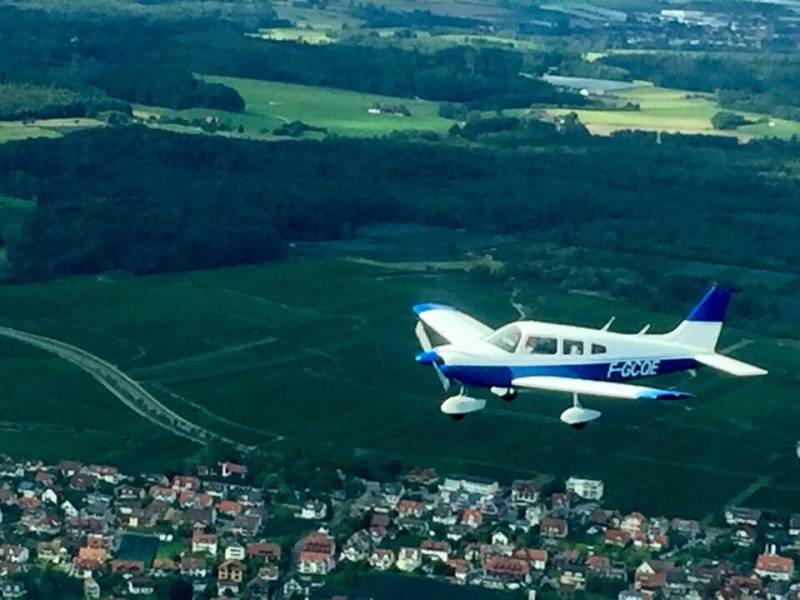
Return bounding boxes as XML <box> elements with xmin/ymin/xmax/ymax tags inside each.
<box><xmin>0</xmin><ymin>125</ymin><xmax>798</xmax><ymax>285</ymax></box>
<box><xmin>0</xmin><ymin>5</ymin><xmax>582</xmax><ymax>114</ymax></box>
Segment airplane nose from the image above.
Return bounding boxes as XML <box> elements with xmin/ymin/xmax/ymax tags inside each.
<box><xmin>415</xmin><ymin>350</ymin><xmax>442</xmax><ymax>365</ymax></box>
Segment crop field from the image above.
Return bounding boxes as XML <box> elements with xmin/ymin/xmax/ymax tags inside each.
<box><xmin>546</xmin><ymin>85</ymin><xmax>800</xmax><ymax>140</ymax></box>
<box><xmin>0</xmin><ymin>228</ymin><xmax>797</xmax><ymax>518</ymax></box>
<box><xmin>136</xmin><ymin>77</ymin><xmax>452</xmax><ymax>139</ymax></box>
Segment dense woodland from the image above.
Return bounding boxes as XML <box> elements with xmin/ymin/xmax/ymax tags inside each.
<box><xmin>0</xmin><ymin>5</ymin><xmax>582</xmax><ymax>114</ymax></box>
<box><xmin>0</xmin><ymin>126</ymin><xmax>798</xmax><ymax>285</ymax></box>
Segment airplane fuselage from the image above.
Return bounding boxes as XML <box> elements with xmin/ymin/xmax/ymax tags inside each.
<box><xmin>431</xmin><ymin>320</ymin><xmax>702</xmax><ymax>389</ymax></box>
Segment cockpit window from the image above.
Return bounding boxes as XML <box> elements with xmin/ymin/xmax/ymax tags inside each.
<box><xmin>523</xmin><ymin>336</ymin><xmax>558</xmax><ymax>355</ymax></box>
<box><xmin>563</xmin><ymin>339</ymin><xmax>584</xmax><ymax>355</ymax></box>
<box><xmin>486</xmin><ymin>325</ymin><xmax>521</xmax><ymax>353</ymax></box>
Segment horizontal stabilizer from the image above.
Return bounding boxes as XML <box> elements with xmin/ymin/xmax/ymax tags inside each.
<box><xmin>694</xmin><ymin>353</ymin><xmax>767</xmax><ymax>377</ymax></box>
<box><xmin>511</xmin><ymin>376</ymin><xmax>692</xmax><ymax>401</ymax></box>
<box><xmin>413</xmin><ymin>304</ymin><xmax>493</xmax><ymax>344</ymax></box>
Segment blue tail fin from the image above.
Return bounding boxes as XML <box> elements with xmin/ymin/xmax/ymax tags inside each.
<box><xmin>686</xmin><ymin>286</ymin><xmax>733</xmax><ymax>323</ymax></box>
<box><xmin>664</xmin><ymin>286</ymin><xmax>733</xmax><ymax>349</ymax></box>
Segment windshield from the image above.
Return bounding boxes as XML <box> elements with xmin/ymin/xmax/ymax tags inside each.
<box><xmin>486</xmin><ymin>325</ymin><xmax>521</xmax><ymax>353</ymax></box>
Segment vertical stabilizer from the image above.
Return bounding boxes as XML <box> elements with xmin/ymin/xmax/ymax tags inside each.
<box><xmin>663</xmin><ymin>286</ymin><xmax>732</xmax><ymax>350</ymax></box>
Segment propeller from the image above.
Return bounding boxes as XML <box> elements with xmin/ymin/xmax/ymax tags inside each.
<box><xmin>414</xmin><ymin>321</ymin><xmax>450</xmax><ymax>391</ymax></box>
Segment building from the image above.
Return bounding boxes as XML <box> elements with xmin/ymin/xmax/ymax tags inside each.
<box><xmin>566</xmin><ymin>477</ymin><xmax>604</xmax><ymax>501</ymax></box>
<box><xmin>755</xmin><ymin>553</ymin><xmax>795</xmax><ymax>581</ymax></box>
<box><xmin>396</xmin><ymin>547</ymin><xmax>422</xmax><ymax>572</ymax></box>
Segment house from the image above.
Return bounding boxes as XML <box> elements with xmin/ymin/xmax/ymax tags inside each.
<box><xmin>127</xmin><ymin>577</ymin><xmax>155</xmax><ymax>596</ymax></box>
<box><xmin>441</xmin><ymin>475</ymin><xmax>499</xmax><ymax>497</ymax></box>
<box><xmin>298</xmin><ymin>499</ymin><xmax>327</xmax><ymax>520</ymax></box>
<box><xmin>246</xmin><ymin>541</ymin><xmax>281</xmax><ymax>562</ymax></box>
<box><xmin>405</xmin><ymin>467</ymin><xmax>438</xmax><ymax>486</ymax></box>
<box><xmin>461</xmin><ymin>508</ymin><xmax>483</xmax><ymax>529</ymax></box>
<box><xmin>342</xmin><ymin>530</ymin><xmax>372</xmax><ymax>562</ymax></box>
<box><xmin>635</xmin><ymin>560</ymin><xmax>676</xmax><ymax>593</ymax></box>
<box><xmin>732</xmin><ymin>525</ymin><xmax>758</xmax><ymax>547</ymax></box>
<box><xmin>670</xmin><ymin>518</ymin><xmax>701</xmax><ymax>539</ymax></box>
<box><xmin>511</xmin><ymin>479</ymin><xmax>544</xmax><ymax>505</ymax></box>
<box><xmin>789</xmin><ymin>514</ymin><xmax>800</xmax><ymax>537</ymax></box>
<box><xmin>559</xmin><ymin>563</ymin><xmax>587</xmax><ymax>591</ymax></box>
<box><xmin>298</xmin><ymin>531</ymin><xmax>336</xmax><ymax>575</ymax></box>
<box><xmin>396</xmin><ymin>547</ymin><xmax>422</xmax><ymax>572</ymax></box>
<box><xmin>420</xmin><ymin>539</ymin><xmax>450</xmax><ymax>562</ymax></box>
<box><xmin>0</xmin><ymin>545</ymin><xmax>29</xmax><ymax>566</ymax></box>
<box><xmin>605</xmin><ymin>529</ymin><xmax>632</xmax><ymax>548</ymax></box>
<box><xmin>525</xmin><ymin>504</ymin><xmax>545</xmax><ymax>526</ymax></box>
<box><xmin>513</xmin><ymin>548</ymin><xmax>548</xmax><ymax>571</ymax></box>
<box><xmin>0</xmin><ymin>581</ymin><xmax>25</xmax><ymax>599</ymax></box>
<box><xmin>218</xmin><ymin>560</ymin><xmax>244</xmax><ymax>594</ymax></box>
<box><xmin>191</xmin><ymin>531</ymin><xmax>218</xmax><ymax>556</ymax></box>
<box><xmin>220</xmin><ymin>461</ymin><xmax>248</xmax><ymax>479</ymax></box>
<box><xmin>755</xmin><ymin>553</ymin><xmax>795</xmax><ymax>581</ymax></box>
<box><xmin>224</xmin><ymin>543</ymin><xmax>246</xmax><ymax>561</ymax></box>
<box><xmin>725</xmin><ymin>506</ymin><xmax>762</xmax><ymax>527</ymax></box>
<box><xmin>566</xmin><ymin>477</ymin><xmax>604</xmax><ymax>500</ymax></box>
<box><xmin>180</xmin><ymin>556</ymin><xmax>208</xmax><ymax>578</ymax></box>
<box><xmin>369</xmin><ymin>549</ymin><xmax>395</xmax><ymax>571</ymax></box>
<box><xmin>36</xmin><ymin>539</ymin><xmax>66</xmax><ymax>564</ymax></box>
<box><xmin>621</xmin><ymin>512</ymin><xmax>646</xmax><ymax>535</ymax></box>
<box><xmin>541</xmin><ymin>517</ymin><xmax>568</xmax><ymax>539</ymax></box>
<box><xmin>398</xmin><ymin>499</ymin><xmax>425</xmax><ymax>519</ymax></box>
<box><xmin>483</xmin><ymin>555</ymin><xmax>531</xmax><ymax>584</ymax></box>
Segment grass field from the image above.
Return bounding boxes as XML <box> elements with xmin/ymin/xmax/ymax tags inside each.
<box><xmin>0</xmin><ymin>227</ymin><xmax>797</xmax><ymax>518</ymax></box>
<box><xmin>250</xmin><ymin>27</ymin><xmax>336</xmax><ymax>44</ymax></box>
<box><xmin>135</xmin><ymin>76</ymin><xmax>452</xmax><ymax>139</ymax></box>
<box><xmin>546</xmin><ymin>85</ymin><xmax>800</xmax><ymax>139</ymax></box>
<box><xmin>0</xmin><ymin>119</ymin><xmax>104</xmax><ymax>144</ymax></box>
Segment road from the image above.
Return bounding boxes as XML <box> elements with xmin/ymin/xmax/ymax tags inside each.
<box><xmin>0</xmin><ymin>326</ymin><xmax>253</xmax><ymax>453</ymax></box>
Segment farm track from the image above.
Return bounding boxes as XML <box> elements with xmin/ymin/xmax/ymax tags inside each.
<box><xmin>0</xmin><ymin>326</ymin><xmax>254</xmax><ymax>453</ymax></box>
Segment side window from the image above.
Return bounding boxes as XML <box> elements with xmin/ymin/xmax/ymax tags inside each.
<box><xmin>591</xmin><ymin>343</ymin><xmax>607</xmax><ymax>355</ymax></box>
<box><xmin>524</xmin><ymin>337</ymin><xmax>558</xmax><ymax>355</ymax></box>
<box><xmin>563</xmin><ymin>339</ymin><xmax>584</xmax><ymax>355</ymax></box>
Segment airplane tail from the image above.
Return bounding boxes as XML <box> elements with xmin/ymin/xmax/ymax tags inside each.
<box><xmin>663</xmin><ymin>286</ymin><xmax>732</xmax><ymax>350</ymax></box>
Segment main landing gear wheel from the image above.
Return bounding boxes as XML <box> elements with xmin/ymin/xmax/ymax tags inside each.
<box><xmin>450</xmin><ymin>414</ymin><xmax>466</xmax><ymax>421</ymax></box>
<box><xmin>559</xmin><ymin>393</ymin><xmax>602</xmax><ymax>430</ymax></box>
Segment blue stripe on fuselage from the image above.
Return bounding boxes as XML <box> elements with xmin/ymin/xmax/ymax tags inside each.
<box><xmin>440</xmin><ymin>358</ymin><xmax>700</xmax><ymax>388</ymax></box>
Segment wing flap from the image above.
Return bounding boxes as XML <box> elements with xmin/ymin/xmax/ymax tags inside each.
<box><xmin>413</xmin><ymin>304</ymin><xmax>492</xmax><ymax>344</ymax></box>
<box><xmin>695</xmin><ymin>353</ymin><xmax>767</xmax><ymax>376</ymax></box>
<box><xmin>511</xmin><ymin>376</ymin><xmax>692</xmax><ymax>401</ymax></box>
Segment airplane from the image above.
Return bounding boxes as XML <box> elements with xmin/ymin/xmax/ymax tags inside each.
<box><xmin>413</xmin><ymin>286</ymin><xmax>767</xmax><ymax>429</ymax></box>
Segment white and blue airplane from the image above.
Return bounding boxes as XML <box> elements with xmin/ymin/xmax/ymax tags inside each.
<box><xmin>414</xmin><ymin>286</ymin><xmax>767</xmax><ymax>428</ymax></box>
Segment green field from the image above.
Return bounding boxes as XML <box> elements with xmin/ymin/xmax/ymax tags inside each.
<box><xmin>546</xmin><ymin>85</ymin><xmax>800</xmax><ymax>139</ymax></box>
<box><xmin>0</xmin><ymin>119</ymin><xmax>104</xmax><ymax>144</ymax></box>
<box><xmin>0</xmin><ymin>228</ymin><xmax>797</xmax><ymax>518</ymax></box>
<box><xmin>135</xmin><ymin>76</ymin><xmax>452</xmax><ymax>138</ymax></box>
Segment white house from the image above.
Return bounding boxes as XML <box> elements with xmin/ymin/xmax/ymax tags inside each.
<box><xmin>566</xmin><ymin>477</ymin><xmax>604</xmax><ymax>501</ymax></box>
<box><xmin>396</xmin><ymin>547</ymin><xmax>422</xmax><ymax>572</ymax></box>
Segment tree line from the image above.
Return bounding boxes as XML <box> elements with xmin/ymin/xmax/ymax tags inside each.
<box><xmin>0</xmin><ymin>125</ymin><xmax>799</xmax><ymax>283</ymax></box>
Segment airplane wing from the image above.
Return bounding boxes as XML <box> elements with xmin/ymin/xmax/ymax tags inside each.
<box><xmin>413</xmin><ymin>303</ymin><xmax>493</xmax><ymax>344</ymax></box>
<box><xmin>511</xmin><ymin>376</ymin><xmax>692</xmax><ymax>401</ymax></box>
<box><xmin>694</xmin><ymin>353</ymin><xmax>767</xmax><ymax>376</ymax></box>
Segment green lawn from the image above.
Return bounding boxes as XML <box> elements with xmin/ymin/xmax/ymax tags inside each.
<box><xmin>0</xmin><ymin>231</ymin><xmax>796</xmax><ymax>517</ymax></box>
<box><xmin>135</xmin><ymin>76</ymin><xmax>452</xmax><ymax>139</ymax></box>
<box><xmin>547</xmin><ymin>85</ymin><xmax>800</xmax><ymax>140</ymax></box>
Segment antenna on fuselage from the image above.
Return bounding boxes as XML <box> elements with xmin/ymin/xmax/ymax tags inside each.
<box><xmin>637</xmin><ymin>324</ymin><xmax>651</xmax><ymax>335</ymax></box>
<box><xmin>600</xmin><ymin>316</ymin><xmax>615</xmax><ymax>331</ymax></box>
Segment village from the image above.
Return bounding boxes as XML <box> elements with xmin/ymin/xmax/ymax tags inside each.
<box><xmin>0</xmin><ymin>454</ymin><xmax>794</xmax><ymax>599</ymax></box>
